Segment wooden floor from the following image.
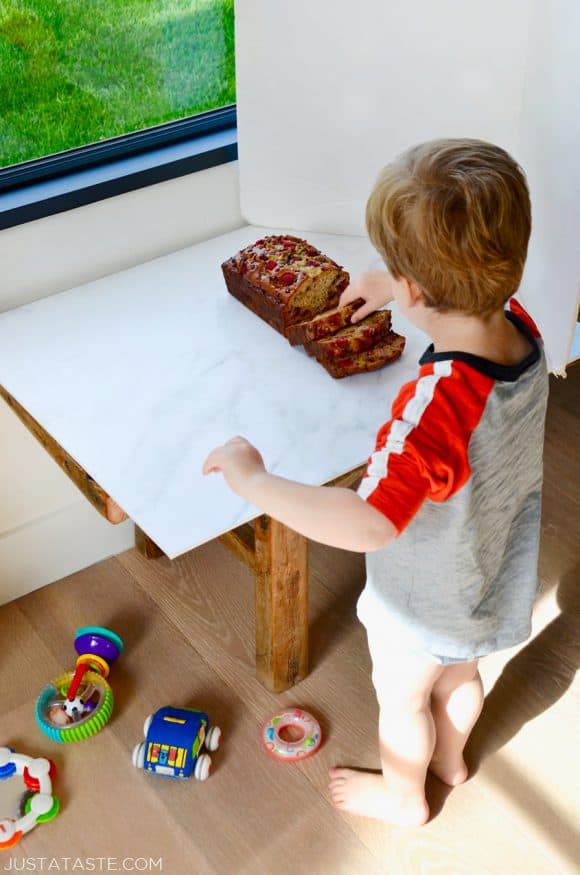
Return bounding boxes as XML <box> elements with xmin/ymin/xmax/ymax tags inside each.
<box><xmin>1</xmin><ymin>365</ymin><xmax>578</xmax><ymax>875</ymax></box>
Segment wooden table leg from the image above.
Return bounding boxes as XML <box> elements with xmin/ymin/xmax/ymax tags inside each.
<box><xmin>219</xmin><ymin>466</ymin><xmax>365</xmax><ymax>692</ymax></box>
<box><xmin>254</xmin><ymin>515</ymin><xmax>308</xmax><ymax>692</ymax></box>
<box><xmin>135</xmin><ymin>526</ymin><xmax>165</xmax><ymax>559</ymax></box>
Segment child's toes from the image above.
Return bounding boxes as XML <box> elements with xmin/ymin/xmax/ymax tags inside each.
<box><xmin>328</xmin><ymin>767</ymin><xmax>348</xmax><ymax>783</ymax></box>
<box><xmin>328</xmin><ymin>770</ymin><xmax>348</xmax><ymax>804</ymax></box>
<box><xmin>329</xmin><ymin>785</ymin><xmax>346</xmax><ymax>804</ymax></box>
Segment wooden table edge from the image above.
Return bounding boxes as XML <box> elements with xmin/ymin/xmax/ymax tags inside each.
<box><xmin>0</xmin><ymin>385</ymin><xmax>127</xmax><ymax>524</ymax></box>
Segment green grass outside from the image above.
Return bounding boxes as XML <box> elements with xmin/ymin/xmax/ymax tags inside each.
<box><xmin>0</xmin><ymin>0</ymin><xmax>235</xmax><ymax>168</ymax></box>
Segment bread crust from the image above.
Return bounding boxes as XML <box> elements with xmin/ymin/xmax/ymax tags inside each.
<box><xmin>304</xmin><ymin>309</ymin><xmax>392</xmax><ymax>359</ymax></box>
<box><xmin>317</xmin><ymin>331</ymin><xmax>406</xmax><ymax>378</ymax></box>
<box><xmin>222</xmin><ymin>262</ymin><xmax>288</xmax><ymax>334</ymax></box>
<box><xmin>286</xmin><ymin>299</ymin><xmax>366</xmax><ymax>346</ymax></box>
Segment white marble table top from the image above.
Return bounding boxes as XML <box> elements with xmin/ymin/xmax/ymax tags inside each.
<box><xmin>0</xmin><ymin>226</ymin><xmax>429</xmax><ymax>558</ymax></box>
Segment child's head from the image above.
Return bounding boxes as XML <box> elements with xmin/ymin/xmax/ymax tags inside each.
<box><xmin>366</xmin><ymin>139</ymin><xmax>531</xmax><ymax>317</ymax></box>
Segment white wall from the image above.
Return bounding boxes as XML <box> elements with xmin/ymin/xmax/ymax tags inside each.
<box><xmin>0</xmin><ymin>161</ymin><xmax>244</xmax><ymax>604</ymax></box>
<box><xmin>237</xmin><ymin>0</ymin><xmax>528</xmax><ymax>234</ymax></box>
<box><xmin>0</xmin><ymin>161</ymin><xmax>243</xmax><ymax>312</ymax></box>
<box><xmin>236</xmin><ymin>0</ymin><xmax>580</xmax><ymax>372</ymax></box>
<box><xmin>517</xmin><ymin>0</ymin><xmax>580</xmax><ymax>373</ymax></box>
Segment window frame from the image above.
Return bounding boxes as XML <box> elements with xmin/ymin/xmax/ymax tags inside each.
<box><xmin>0</xmin><ymin>106</ymin><xmax>238</xmax><ymax>231</ymax></box>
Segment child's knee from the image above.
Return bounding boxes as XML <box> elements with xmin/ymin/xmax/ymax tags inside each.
<box><xmin>431</xmin><ymin>660</ymin><xmax>480</xmax><ymax>699</ymax></box>
<box><xmin>365</xmin><ymin>632</ymin><xmax>445</xmax><ymax>715</ymax></box>
<box><xmin>374</xmin><ymin>669</ymin><xmax>440</xmax><ymax>715</ymax></box>
<box><xmin>377</xmin><ymin>687</ymin><xmax>429</xmax><ymax>717</ymax></box>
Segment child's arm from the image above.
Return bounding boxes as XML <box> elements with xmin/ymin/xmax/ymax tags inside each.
<box><xmin>339</xmin><ymin>270</ymin><xmax>396</xmax><ymax>323</ymax></box>
<box><xmin>202</xmin><ymin>437</ymin><xmax>396</xmax><ymax>553</ymax></box>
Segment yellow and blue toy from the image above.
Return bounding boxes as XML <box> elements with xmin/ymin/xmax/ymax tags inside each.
<box><xmin>132</xmin><ymin>707</ymin><xmax>221</xmax><ymax>781</ymax></box>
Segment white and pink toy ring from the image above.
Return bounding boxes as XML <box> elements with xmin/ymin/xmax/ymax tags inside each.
<box><xmin>261</xmin><ymin>709</ymin><xmax>321</xmax><ymax>761</ymax></box>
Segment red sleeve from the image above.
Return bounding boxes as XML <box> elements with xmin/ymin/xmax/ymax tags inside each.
<box><xmin>508</xmin><ymin>297</ymin><xmax>542</xmax><ymax>339</ymax></box>
<box><xmin>358</xmin><ymin>361</ymin><xmax>494</xmax><ymax>534</ymax></box>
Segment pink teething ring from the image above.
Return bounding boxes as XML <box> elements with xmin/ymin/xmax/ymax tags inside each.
<box><xmin>261</xmin><ymin>708</ymin><xmax>321</xmax><ymax>761</ymax></box>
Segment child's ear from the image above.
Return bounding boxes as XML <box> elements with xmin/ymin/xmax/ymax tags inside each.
<box><xmin>407</xmin><ymin>280</ymin><xmax>429</xmax><ymax>307</ymax></box>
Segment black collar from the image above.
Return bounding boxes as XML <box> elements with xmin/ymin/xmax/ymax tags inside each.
<box><xmin>418</xmin><ymin>310</ymin><xmax>541</xmax><ymax>382</ymax></box>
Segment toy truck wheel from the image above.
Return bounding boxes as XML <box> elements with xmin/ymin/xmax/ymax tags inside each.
<box><xmin>194</xmin><ymin>754</ymin><xmax>212</xmax><ymax>781</ymax></box>
<box><xmin>205</xmin><ymin>726</ymin><xmax>222</xmax><ymax>752</ymax></box>
<box><xmin>132</xmin><ymin>742</ymin><xmax>145</xmax><ymax>769</ymax></box>
<box><xmin>143</xmin><ymin>714</ymin><xmax>154</xmax><ymax>737</ymax></box>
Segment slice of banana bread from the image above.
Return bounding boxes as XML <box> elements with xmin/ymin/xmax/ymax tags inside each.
<box><xmin>316</xmin><ymin>331</ymin><xmax>406</xmax><ymax>378</ymax></box>
<box><xmin>222</xmin><ymin>235</ymin><xmax>349</xmax><ymax>338</ymax></box>
<box><xmin>304</xmin><ymin>309</ymin><xmax>392</xmax><ymax>359</ymax></box>
<box><xmin>286</xmin><ymin>299</ymin><xmax>365</xmax><ymax>346</ymax></box>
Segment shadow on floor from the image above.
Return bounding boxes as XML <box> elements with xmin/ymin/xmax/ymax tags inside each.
<box><xmin>466</xmin><ymin>564</ymin><xmax>579</xmax><ymax>770</ymax></box>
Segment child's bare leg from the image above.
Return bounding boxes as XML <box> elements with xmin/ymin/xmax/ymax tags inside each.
<box><xmin>329</xmin><ymin>652</ymin><xmax>443</xmax><ymax>826</ymax></box>
<box><xmin>429</xmin><ymin>660</ymin><xmax>483</xmax><ymax>786</ymax></box>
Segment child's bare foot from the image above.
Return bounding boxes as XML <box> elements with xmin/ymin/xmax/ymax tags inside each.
<box><xmin>429</xmin><ymin>756</ymin><xmax>469</xmax><ymax>787</ymax></box>
<box><xmin>328</xmin><ymin>768</ymin><xmax>429</xmax><ymax>826</ymax></box>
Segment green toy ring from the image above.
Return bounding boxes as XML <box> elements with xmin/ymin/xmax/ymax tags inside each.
<box><xmin>36</xmin><ymin>671</ymin><xmax>114</xmax><ymax>743</ymax></box>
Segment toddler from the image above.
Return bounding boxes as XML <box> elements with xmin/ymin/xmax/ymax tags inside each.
<box><xmin>202</xmin><ymin>139</ymin><xmax>549</xmax><ymax>826</ymax></box>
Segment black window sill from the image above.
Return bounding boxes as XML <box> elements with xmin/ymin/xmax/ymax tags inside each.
<box><xmin>0</xmin><ymin>124</ymin><xmax>238</xmax><ymax>232</ymax></box>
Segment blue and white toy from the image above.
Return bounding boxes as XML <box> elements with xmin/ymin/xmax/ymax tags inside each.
<box><xmin>132</xmin><ymin>706</ymin><xmax>221</xmax><ymax>780</ymax></box>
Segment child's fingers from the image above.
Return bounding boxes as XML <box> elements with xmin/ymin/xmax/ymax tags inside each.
<box><xmin>202</xmin><ymin>459</ymin><xmax>220</xmax><ymax>475</ymax></box>
<box><xmin>202</xmin><ymin>436</ymin><xmax>251</xmax><ymax>475</ymax></box>
<box><xmin>202</xmin><ymin>448</ymin><xmax>224</xmax><ymax>475</ymax></box>
<box><xmin>338</xmin><ymin>283</ymin><xmax>363</xmax><ymax>309</ymax></box>
<box><xmin>349</xmin><ymin>301</ymin><xmax>375</xmax><ymax>323</ymax></box>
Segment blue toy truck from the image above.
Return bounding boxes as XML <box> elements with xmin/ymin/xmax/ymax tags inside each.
<box><xmin>132</xmin><ymin>706</ymin><xmax>221</xmax><ymax>780</ymax></box>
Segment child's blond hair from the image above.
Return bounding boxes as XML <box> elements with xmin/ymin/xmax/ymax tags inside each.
<box><xmin>366</xmin><ymin>139</ymin><xmax>531</xmax><ymax>316</ymax></box>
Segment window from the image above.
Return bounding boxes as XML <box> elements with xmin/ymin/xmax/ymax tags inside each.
<box><xmin>0</xmin><ymin>0</ymin><xmax>237</xmax><ymax>225</ymax></box>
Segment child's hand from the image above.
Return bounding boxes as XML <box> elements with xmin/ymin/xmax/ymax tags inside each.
<box><xmin>202</xmin><ymin>436</ymin><xmax>266</xmax><ymax>495</ymax></box>
<box><xmin>339</xmin><ymin>270</ymin><xmax>396</xmax><ymax>323</ymax></box>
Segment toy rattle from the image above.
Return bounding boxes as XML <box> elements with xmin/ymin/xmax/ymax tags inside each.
<box><xmin>36</xmin><ymin>626</ymin><xmax>124</xmax><ymax>742</ymax></box>
<box><xmin>261</xmin><ymin>708</ymin><xmax>321</xmax><ymax>761</ymax></box>
<box><xmin>0</xmin><ymin>748</ymin><xmax>59</xmax><ymax>850</ymax></box>
<box><xmin>133</xmin><ymin>706</ymin><xmax>222</xmax><ymax>780</ymax></box>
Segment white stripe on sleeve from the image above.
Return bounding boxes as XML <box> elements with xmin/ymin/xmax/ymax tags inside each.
<box><xmin>358</xmin><ymin>360</ymin><xmax>453</xmax><ymax>500</ymax></box>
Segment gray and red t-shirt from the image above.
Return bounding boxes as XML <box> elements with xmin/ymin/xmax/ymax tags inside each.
<box><xmin>357</xmin><ymin>299</ymin><xmax>549</xmax><ymax>661</ymax></box>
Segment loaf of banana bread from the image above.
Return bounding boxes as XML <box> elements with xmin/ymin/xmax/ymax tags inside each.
<box><xmin>316</xmin><ymin>331</ymin><xmax>406</xmax><ymax>378</ymax></box>
<box><xmin>222</xmin><ymin>235</ymin><xmax>349</xmax><ymax>338</ymax></box>
<box><xmin>304</xmin><ymin>309</ymin><xmax>392</xmax><ymax>359</ymax></box>
<box><xmin>222</xmin><ymin>235</ymin><xmax>406</xmax><ymax>380</ymax></box>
